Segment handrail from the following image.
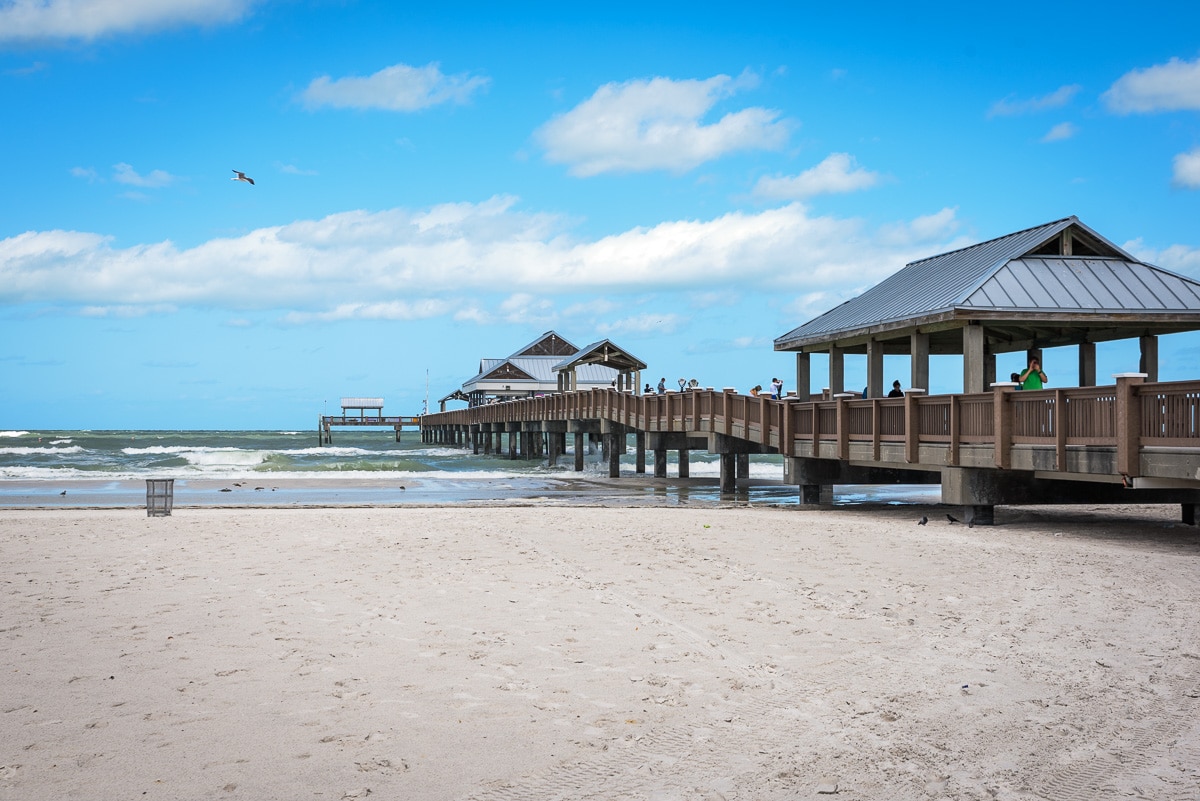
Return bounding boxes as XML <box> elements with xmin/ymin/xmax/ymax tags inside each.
<box><xmin>421</xmin><ymin>376</ymin><xmax>1200</xmax><ymax>479</ymax></box>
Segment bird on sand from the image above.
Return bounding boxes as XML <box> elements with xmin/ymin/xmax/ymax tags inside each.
<box><xmin>917</xmin><ymin>516</ymin><xmax>927</xmax><ymax>525</ymax></box>
<box><xmin>60</xmin><ymin>490</ymin><xmax>67</xmax><ymax>496</ymax></box>
<box><xmin>946</xmin><ymin>513</ymin><xmax>959</xmax><ymax>524</ymax></box>
<box><xmin>231</xmin><ymin>169</ymin><xmax>255</xmax><ymax>185</ymax></box>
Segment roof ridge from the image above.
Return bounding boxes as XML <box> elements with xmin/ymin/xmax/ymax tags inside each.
<box><xmin>908</xmin><ymin>216</ymin><xmax>1076</xmax><ymax>266</ymax></box>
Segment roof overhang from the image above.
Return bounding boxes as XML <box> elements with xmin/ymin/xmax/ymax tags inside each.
<box><xmin>777</xmin><ymin>308</ymin><xmax>1200</xmax><ymax>356</ymax></box>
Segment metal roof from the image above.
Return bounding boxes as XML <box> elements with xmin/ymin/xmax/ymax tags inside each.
<box><xmin>772</xmin><ymin>216</ymin><xmax>1200</xmax><ymax>351</ymax></box>
<box><xmin>962</xmin><ymin>256</ymin><xmax>1200</xmax><ymax>311</ymax></box>
<box><xmin>555</xmin><ymin>339</ymin><xmax>649</xmax><ymax>373</ymax></box>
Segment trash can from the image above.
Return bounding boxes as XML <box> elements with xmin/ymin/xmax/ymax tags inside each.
<box><xmin>146</xmin><ymin>478</ymin><xmax>174</xmax><ymax>517</ymax></box>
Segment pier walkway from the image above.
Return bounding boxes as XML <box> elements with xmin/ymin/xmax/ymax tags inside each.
<box><xmin>419</xmin><ymin>375</ymin><xmax>1200</xmax><ymax>524</ymax></box>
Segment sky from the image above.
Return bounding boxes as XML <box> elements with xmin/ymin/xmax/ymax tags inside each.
<box><xmin>2</xmin><ymin>0</ymin><xmax>1199</xmax><ymax>429</ymax></box>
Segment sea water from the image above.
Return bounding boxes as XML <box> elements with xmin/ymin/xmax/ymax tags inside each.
<box><xmin>0</xmin><ymin>428</ymin><xmax>939</xmax><ymax>508</ymax></box>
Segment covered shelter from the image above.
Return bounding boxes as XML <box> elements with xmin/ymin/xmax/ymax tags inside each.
<box><xmin>555</xmin><ymin>339</ymin><xmax>648</xmax><ymax>394</ymax></box>
<box><xmin>437</xmin><ymin>389</ymin><xmax>469</xmax><ymax>413</ymax></box>
<box><xmin>460</xmin><ymin>331</ymin><xmax>625</xmax><ymax>406</ymax></box>
<box><xmin>775</xmin><ymin>216</ymin><xmax>1200</xmax><ymax>397</ymax></box>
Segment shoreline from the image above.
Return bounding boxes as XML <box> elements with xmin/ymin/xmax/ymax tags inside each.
<box><xmin>0</xmin><ymin>475</ymin><xmax>943</xmax><ymax>511</ymax></box>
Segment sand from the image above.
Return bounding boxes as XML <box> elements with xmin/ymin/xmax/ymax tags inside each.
<box><xmin>2</xmin><ymin>503</ymin><xmax>1199</xmax><ymax>800</ymax></box>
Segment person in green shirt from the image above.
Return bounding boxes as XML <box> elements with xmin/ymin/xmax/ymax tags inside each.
<box><xmin>1019</xmin><ymin>357</ymin><xmax>1047</xmax><ymax>390</ymax></box>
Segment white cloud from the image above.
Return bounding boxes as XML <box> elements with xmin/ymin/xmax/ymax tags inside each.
<box><xmin>0</xmin><ymin>198</ymin><xmax>965</xmax><ymax>320</ymax></box>
<box><xmin>301</xmin><ymin>62</ymin><xmax>490</xmax><ymax>111</ymax></box>
<box><xmin>112</xmin><ymin>162</ymin><xmax>175</xmax><ymax>188</ymax></box>
<box><xmin>1124</xmin><ymin>237</ymin><xmax>1200</xmax><ymax>278</ymax></box>
<box><xmin>1173</xmin><ymin>147</ymin><xmax>1200</xmax><ymax>188</ymax></box>
<box><xmin>70</xmin><ymin>166</ymin><xmax>99</xmax><ymax>182</ymax></box>
<box><xmin>1104</xmin><ymin>56</ymin><xmax>1200</xmax><ymax>113</ymax></box>
<box><xmin>0</xmin><ymin>0</ymin><xmax>257</xmax><ymax>41</ymax></box>
<box><xmin>988</xmin><ymin>85</ymin><xmax>1081</xmax><ymax>117</ymax></box>
<box><xmin>282</xmin><ymin>299</ymin><xmax>453</xmax><ymax>324</ymax></box>
<box><xmin>753</xmin><ymin>153</ymin><xmax>881</xmax><ymax>200</ymax></box>
<box><xmin>537</xmin><ymin>72</ymin><xmax>790</xmax><ymax>176</ymax></box>
<box><xmin>1041</xmin><ymin>122</ymin><xmax>1078</xmax><ymax>142</ymax></box>
<box><xmin>596</xmin><ymin>313</ymin><xmax>682</xmax><ymax>337</ymax></box>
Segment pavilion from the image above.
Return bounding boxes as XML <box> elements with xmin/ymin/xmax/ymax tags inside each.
<box><xmin>775</xmin><ymin>216</ymin><xmax>1200</xmax><ymax>397</ymax></box>
<box><xmin>458</xmin><ymin>331</ymin><xmax>646</xmax><ymax>406</ymax></box>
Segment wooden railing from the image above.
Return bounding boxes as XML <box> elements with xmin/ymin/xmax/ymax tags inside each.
<box><xmin>421</xmin><ymin>377</ymin><xmax>1200</xmax><ymax>479</ymax></box>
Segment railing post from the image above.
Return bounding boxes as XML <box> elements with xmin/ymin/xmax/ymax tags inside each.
<box><xmin>834</xmin><ymin>393</ymin><xmax>854</xmax><ymax>461</ymax></box>
<box><xmin>904</xmin><ymin>389</ymin><xmax>925</xmax><ymax>463</ymax></box>
<box><xmin>1115</xmin><ymin>373</ymin><xmax>1147</xmax><ymax>478</ymax></box>
<box><xmin>992</xmin><ymin>381</ymin><xmax>1018</xmax><ymax>469</ymax></box>
<box><xmin>1054</xmin><ymin>389</ymin><xmax>1067</xmax><ymax>471</ymax></box>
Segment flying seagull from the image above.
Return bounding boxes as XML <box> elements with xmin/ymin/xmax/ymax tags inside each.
<box><xmin>231</xmin><ymin>169</ymin><xmax>255</xmax><ymax>185</ymax></box>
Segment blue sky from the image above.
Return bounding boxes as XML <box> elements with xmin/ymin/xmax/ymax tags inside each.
<box><xmin>2</xmin><ymin>0</ymin><xmax>1199</xmax><ymax>429</ymax></box>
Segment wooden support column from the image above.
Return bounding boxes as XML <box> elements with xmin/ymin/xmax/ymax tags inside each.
<box><xmin>1139</xmin><ymin>335</ymin><xmax>1159</xmax><ymax>382</ymax></box>
<box><xmin>736</xmin><ymin>453</ymin><xmax>749</xmax><ymax>479</ymax></box>
<box><xmin>1079</xmin><ymin>342</ymin><xmax>1097</xmax><ymax>387</ymax></box>
<box><xmin>795</xmin><ymin>352</ymin><xmax>811</xmax><ymax>401</ymax></box>
<box><xmin>910</xmin><ymin>332</ymin><xmax>930</xmax><ymax>394</ymax></box>
<box><xmin>635</xmin><ymin>431</ymin><xmax>646</xmax><ymax>474</ymax></box>
<box><xmin>866</xmin><ymin>338</ymin><xmax>884</xmax><ymax>400</ymax></box>
<box><xmin>574</xmin><ymin>432</ymin><xmax>584</xmax><ymax>471</ymax></box>
<box><xmin>719</xmin><ymin>453</ymin><xmax>737</xmax><ymax>493</ymax></box>
<box><xmin>829</xmin><ymin>344</ymin><xmax>845</xmax><ymax>395</ymax></box>
<box><xmin>653</xmin><ymin>448</ymin><xmax>667</xmax><ymax>478</ymax></box>
<box><xmin>606</xmin><ymin>429</ymin><xmax>622</xmax><ymax>478</ymax></box>
<box><xmin>678</xmin><ymin>448</ymin><xmax>690</xmax><ymax>478</ymax></box>
<box><xmin>963</xmin><ymin>324</ymin><xmax>986</xmax><ymax>394</ymax></box>
<box><xmin>1115</xmin><ymin>373</ymin><xmax>1146</xmax><ymax>477</ymax></box>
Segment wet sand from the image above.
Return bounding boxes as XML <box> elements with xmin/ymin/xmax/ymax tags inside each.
<box><xmin>2</xmin><ymin>504</ymin><xmax>1199</xmax><ymax>800</ymax></box>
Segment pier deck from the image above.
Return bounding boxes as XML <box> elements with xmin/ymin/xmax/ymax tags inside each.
<box><xmin>419</xmin><ymin>376</ymin><xmax>1200</xmax><ymax>524</ymax></box>
<box><xmin>318</xmin><ymin>415</ymin><xmax>422</xmax><ymax>445</ymax></box>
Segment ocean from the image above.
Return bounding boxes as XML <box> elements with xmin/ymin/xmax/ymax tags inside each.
<box><xmin>0</xmin><ymin>428</ymin><xmax>939</xmax><ymax>508</ymax></box>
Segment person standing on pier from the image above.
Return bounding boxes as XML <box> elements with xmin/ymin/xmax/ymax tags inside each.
<box><xmin>657</xmin><ymin>378</ymin><xmax>666</xmax><ymax>394</ymax></box>
<box><xmin>1019</xmin><ymin>357</ymin><xmax>1047</xmax><ymax>390</ymax></box>
<box><xmin>771</xmin><ymin>377</ymin><xmax>783</xmax><ymax>399</ymax></box>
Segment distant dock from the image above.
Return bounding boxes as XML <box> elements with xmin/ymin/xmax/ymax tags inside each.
<box><xmin>319</xmin><ymin>398</ymin><xmax>421</xmax><ymax>445</ymax></box>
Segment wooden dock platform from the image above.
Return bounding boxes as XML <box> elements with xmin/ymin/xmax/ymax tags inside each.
<box><xmin>418</xmin><ymin>377</ymin><xmax>1200</xmax><ymax>524</ymax></box>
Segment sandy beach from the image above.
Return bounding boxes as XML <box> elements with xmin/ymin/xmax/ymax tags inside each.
<box><xmin>2</xmin><ymin>503</ymin><xmax>1199</xmax><ymax>800</ymax></box>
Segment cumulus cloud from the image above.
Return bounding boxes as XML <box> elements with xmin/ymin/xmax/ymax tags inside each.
<box><xmin>1124</xmin><ymin>237</ymin><xmax>1200</xmax><ymax>278</ymax></box>
<box><xmin>1173</xmin><ymin>147</ymin><xmax>1200</xmax><ymax>188</ymax></box>
<box><xmin>1104</xmin><ymin>56</ymin><xmax>1200</xmax><ymax>113</ymax></box>
<box><xmin>112</xmin><ymin>162</ymin><xmax>175</xmax><ymax>188</ymax></box>
<box><xmin>597</xmin><ymin>313</ymin><xmax>683</xmax><ymax>337</ymax></box>
<box><xmin>1041</xmin><ymin>122</ymin><xmax>1078</xmax><ymax>142</ymax></box>
<box><xmin>0</xmin><ymin>0</ymin><xmax>258</xmax><ymax>41</ymax></box>
<box><xmin>987</xmin><ymin>85</ymin><xmax>1081</xmax><ymax>117</ymax></box>
<box><xmin>537</xmin><ymin>73</ymin><xmax>790</xmax><ymax>176</ymax></box>
<box><xmin>0</xmin><ymin>197</ymin><xmax>965</xmax><ymax>321</ymax></box>
<box><xmin>753</xmin><ymin>153</ymin><xmax>881</xmax><ymax>200</ymax></box>
<box><xmin>301</xmin><ymin>62</ymin><xmax>490</xmax><ymax>111</ymax></box>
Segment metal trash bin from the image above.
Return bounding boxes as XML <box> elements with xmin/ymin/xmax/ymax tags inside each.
<box><xmin>146</xmin><ymin>478</ymin><xmax>175</xmax><ymax>517</ymax></box>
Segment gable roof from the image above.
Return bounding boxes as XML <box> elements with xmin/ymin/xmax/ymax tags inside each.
<box><xmin>775</xmin><ymin>216</ymin><xmax>1200</xmax><ymax>352</ymax></box>
<box><xmin>510</xmin><ymin>331</ymin><xmax>578</xmax><ymax>357</ymax></box>
<box><xmin>555</xmin><ymin>339</ymin><xmax>649</xmax><ymax>373</ymax></box>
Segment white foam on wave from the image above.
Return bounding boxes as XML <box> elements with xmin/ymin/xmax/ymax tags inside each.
<box><xmin>0</xmin><ymin>431</ymin><xmax>31</xmax><ymax>438</ymax></box>
<box><xmin>0</xmin><ymin>445</ymin><xmax>85</xmax><ymax>456</ymax></box>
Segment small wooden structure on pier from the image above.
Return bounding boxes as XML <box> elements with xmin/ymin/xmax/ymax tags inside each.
<box><xmin>319</xmin><ymin>397</ymin><xmax>420</xmax><ymax>445</ymax></box>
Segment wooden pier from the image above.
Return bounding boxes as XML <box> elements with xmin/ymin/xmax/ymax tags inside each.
<box><xmin>319</xmin><ymin>397</ymin><xmax>420</xmax><ymax>445</ymax></box>
<box><xmin>419</xmin><ymin>377</ymin><xmax>1200</xmax><ymax>524</ymax></box>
